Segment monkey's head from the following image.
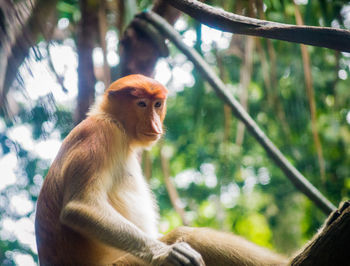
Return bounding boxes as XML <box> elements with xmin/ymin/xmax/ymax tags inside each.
<box><xmin>101</xmin><ymin>74</ymin><xmax>168</xmax><ymax>146</ymax></box>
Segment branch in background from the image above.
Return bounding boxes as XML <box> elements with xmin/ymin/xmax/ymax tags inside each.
<box><xmin>333</xmin><ymin>51</ymin><xmax>341</xmax><ymax>107</ymax></box>
<box><xmin>138</xmin><ymin>11</ymin><xmax>336</xmax><ymax>215</ymax></box>
<box><xmin>98</xmin><ymin>0</ymin><xmax>111</xmax><ymax>88</ymax></box>
<box><xmin>254</xmin><ymin>0</ymin><xmax>273</xmax><ymax>107</ymax></box>
<box><xmin>266</xmin><ymin>38</ymin><xmax>291</xmax><ymax>138</ymax></box>
<box><xmin>255</xmin><ymin>40</ymin><xmax>272</xmax><ymax>104</ymax></box>
<box><xmin>166</xmin><ymin>0</ymin><xmax>350</xmax><ymax>52</ymax></box>
<box><xmin>214</xmin><ymin>50</ymin><xmax>231</xmax><ymax>143</ymax></box>
<box><xmin>115</xmin><ymin>0</ymin><xmax>125</xmax><ymax>36</ymax></box>
<box><xmin>254</xmin><ymin>39</ymin><xmax>290</xmax><ymax>139</ymax></box>
<box><xmin>235</xmin><ymin>35</ymin><xmax>254</xmax><ymax>146</ymax></box>
<box><xmin>46</xmin><ymin>43</ymin><xmax>68</xmax><ymax>94</ymax></box>
<box><xmin>160</xmin><ymin>144</ymin><xmax>189</xmax><ymax>226</ymax></box>
<box><xmin>294</xmin><ymin>4</ymin><xmax>326</xmax><ymax>183</ymax></box>
<box><xmin>74</xmin><ymin>0</ymin><xmax>99</xmax><ymax>124</ymax></box>
<box><xmin>255</xmin><ymin>0</ymin><xmax>290</xmax><ymax>138</ymax></box>
<box><xmin>234</xmin><ymin>0</ymin><xmax>255</xmax><ymax>147</ymax></box>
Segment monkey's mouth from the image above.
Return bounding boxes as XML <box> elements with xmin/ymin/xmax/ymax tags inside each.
<box><xmin>142</xmin><ymin>132</ymin><xmax>161</xmax><ymax>139</ymax></box>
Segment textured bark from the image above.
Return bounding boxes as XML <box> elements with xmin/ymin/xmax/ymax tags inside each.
<box><xmin>74</xmin><ymin>0</ymin><xmax>99</xmax><ymax>124</ymax></box>
<box><xmin>166</xmin><ymin>0</ymin><xmax>350</xmax><ymax>52</ymax></box>
<box><xmin>290</xmin><ymin>201</ymin><xmax>350</xmax><ymax>265</ymax></box>
<box><xmin>118</xmin><ymin>0</ymin><xmax>181</xmax><ymax>77</ymax></box>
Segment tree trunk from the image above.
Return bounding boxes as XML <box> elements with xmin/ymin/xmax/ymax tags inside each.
<box><xmin>98</xmin><ymin>0</ymin><xmax>111</xmax><ymax>88</ymax></box>
<box><xmin>290</xmin><ymin>201</ymin><xmax>350</xmax><ymax>265</ymax></box>
<box><xmin>75</xmin><ymin>0</ymin><xmax>99</xmax><ymax>124</ymax></box>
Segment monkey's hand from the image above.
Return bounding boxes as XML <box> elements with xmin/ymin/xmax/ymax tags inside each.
<box><xmin>149</xmin><ymin>241</ymin><xmax>205</xmax><ymax>266</ymax></box>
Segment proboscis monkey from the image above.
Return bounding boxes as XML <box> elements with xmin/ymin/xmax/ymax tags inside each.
<box><xmin>35</xmin><ymin>74</ymin><xmax>204</xmax><ymax>265</ymax></box>
<box><xmin>35</xmin><ymin>74</ymin><xmax>287</xmax><ymax>266</ymax></box>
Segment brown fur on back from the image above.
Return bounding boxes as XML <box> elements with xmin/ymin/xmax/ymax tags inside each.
<box><xmin>35</xmin><ymin>116</ymin><xmax>123</xmax><ymax>265</ymax></box>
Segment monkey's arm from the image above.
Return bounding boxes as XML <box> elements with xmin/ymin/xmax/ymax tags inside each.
<box><xmin>60</xmin><ymin>196</ymin><xmax>203</xmax><ymax>266</ymax></box>
<box><xmin>60</xmin><ymin>199</ymin><xmax>159</xmax><ymax>261</ymax></box>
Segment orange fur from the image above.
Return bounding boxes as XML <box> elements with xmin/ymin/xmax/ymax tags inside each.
<box><xmin>107</xmin><ymin>74</ymin><xmax>168</xmax><ymax>99</ymax></box>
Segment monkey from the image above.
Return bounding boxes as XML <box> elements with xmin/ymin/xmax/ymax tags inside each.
<box><xmin>35</xmin><ymin>74</ymin><xmax>204</xmax><ymax>265</ymax></box>
<box><xmin>35</xmin><ymin>74</ymin><xmax>287</xmax><ymax>266</ymax></box>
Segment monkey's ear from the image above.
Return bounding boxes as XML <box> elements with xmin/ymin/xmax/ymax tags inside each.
<box><xmin>108</xmin><ymin>87</ymin><xmax>135</xmax><ymax>98</ymax></box>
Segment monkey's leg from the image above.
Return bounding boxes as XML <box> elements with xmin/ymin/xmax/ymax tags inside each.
<box><xmin>113</xmin><ymin>226</ymin><xmax>287</xmax><ymax>266</ymax></box>
<box><xmin>160</xmin><ymin>226</ymin><xmax>287</xmax><ymax>266</ymax></box>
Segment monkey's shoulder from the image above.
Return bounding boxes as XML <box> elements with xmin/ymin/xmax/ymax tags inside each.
<box><xmin>64</xmin><ymin>116</ymin><xmax>119</xmax><ymax>145</ymax></box>
<box><xmin>60</xmin><ymin>117</ymin><xmax>123</xmax><ymax>160</ymax></box>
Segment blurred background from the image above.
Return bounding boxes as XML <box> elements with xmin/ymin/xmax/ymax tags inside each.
<box><xmin>0</xmin><ymin>0</ymin><xmax>350</xmax><ymax>264</ymax></box>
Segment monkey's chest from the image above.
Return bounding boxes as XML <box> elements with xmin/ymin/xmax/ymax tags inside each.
<box><xmin>108</xmin><ymin>177</ymin><xmax>159</xmax><ymax>238</ymax></box>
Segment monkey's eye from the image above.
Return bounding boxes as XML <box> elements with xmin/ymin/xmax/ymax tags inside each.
<box><xmin>137</xmin><ymin>101</ymin><xmax>147</xmax><ymax>107</ymax></box>
<box><xmin>154</xmin><ymin>102</ymin><xmax>162</xmax><ymax>108</ymax></box>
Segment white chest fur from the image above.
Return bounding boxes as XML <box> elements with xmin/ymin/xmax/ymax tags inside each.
<box><xmin>107</xmin><ymin>153</ymin><xmax>159</xmax><ymax>239</ymax></box>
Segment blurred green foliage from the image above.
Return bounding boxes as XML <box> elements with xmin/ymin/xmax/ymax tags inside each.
<box><xmin>1</xmin><ymin>0</ymin><xmax>350</xmax><ymax>264</ymax></box>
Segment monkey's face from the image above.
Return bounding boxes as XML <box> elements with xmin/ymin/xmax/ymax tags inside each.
<box><xmin>105</xmin><ymin>92</ymin><xmax>167</xmax><ymax>146</ymax></box>
<box><xmin>103</xmin><ymin>74</ymin><xmax>168</xmax><ymax>147</ymax></box>
<box><xmin>127</xmin><ymin>97</ymin><xmax>166</xmax><ymax>146</ymax></box>
<box><xmin>106</xmin><ymin>94</ymin><xmax>166</xmax><ymax>147</ymax></box>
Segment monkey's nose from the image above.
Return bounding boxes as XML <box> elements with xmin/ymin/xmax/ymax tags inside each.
<box><xmin>151</xmin><ymin>120</ymin><xmax>163</xmax><ymax>134</ymax></box>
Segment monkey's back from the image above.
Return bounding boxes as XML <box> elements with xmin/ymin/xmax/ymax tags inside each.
<box><xmin>35</xmin><ymin>156</ymin><xmax>101</xmax><ymax>265</ymax></box>
<box><xmin>35</xmin><ymin>118</ymin><xmax>119</xmax><ymax>265</ymax></box>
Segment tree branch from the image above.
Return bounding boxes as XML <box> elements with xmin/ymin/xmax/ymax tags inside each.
<box><xmin>160</xmin><ymin>144</ymin><xmax>189</xmax><ymax>226</ymax></box>
<box><xmin>74</xmin><ymin>0</ymin><xmax>99</xmax><ymax>124</ymax></box>
<box><xmin>98</xmin><ymin>0</ymin><xmax>111</xmax><ymax>88</ymax></box>
<box><xmin>46</xmin><ymin>43</ymin><xmax>68</xmax><ymax>94</ymax></box>
<box><xmin>290</xmin><ymin>201</ymin><xmax>350</xmax><ymax>265</ymax></box>
<box><xmin>166</xmin><ymin>0</ymin><xmax>350</xmax><ymax>52</ymax></box>
<box><xmin>138</xmin><ymin>10</ymin><xmax>336</xmax><ymax>215</ymax></box>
